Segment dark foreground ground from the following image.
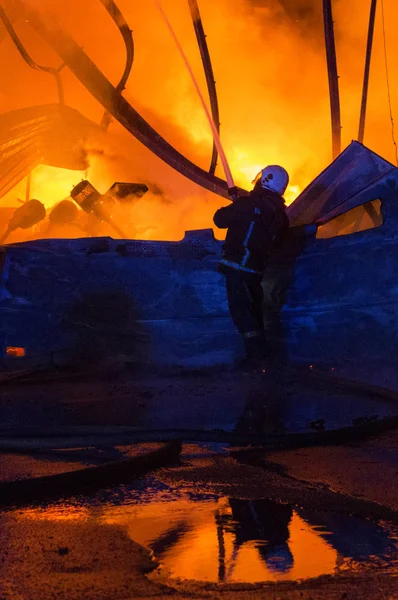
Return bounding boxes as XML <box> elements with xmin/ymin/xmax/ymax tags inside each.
<box><xmin>0</xmin><ymin>366</ymin><xmax>397</xmax><ymax>600</ymax></box>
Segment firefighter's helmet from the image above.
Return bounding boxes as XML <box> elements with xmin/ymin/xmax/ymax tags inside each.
<box><xmin>252</xmin><ymin>165</ymin><xmax>289</xmax><ymax>196</ymax></box>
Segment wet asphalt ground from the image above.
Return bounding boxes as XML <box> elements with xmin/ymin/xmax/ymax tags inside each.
<box><xmin>0</xmin><ymin>366</ymin><xmax>397</xmax><ymax>599</ymax></box>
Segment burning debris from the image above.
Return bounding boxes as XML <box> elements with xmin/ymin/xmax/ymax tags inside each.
<box><xmin>0</xmin><ymin>199</ymin><xmax>46</xmax><ymax>244</ymax></box>
<box><xmin>0</xmin><ymin>1</ymin><xmax>397</xmax><ymax>376</ymax></box>
<box><xmin>0</xmin><ymin>102</ymin><xmax>156</xmax><ymax>243</ymax></box>
<box><xmin>1</xmin><ymin>0</ymin><xmax>398</xmax><ymax>244</ymax></box>
<box><xmin>48</xmin><ymin>200</ymin><xmax>79</xmax><ymax>227</ymax></box>
<box><xmin>0</xmin><ymin>177</ymin><xmax>151</xmax><ymax>244</ymax></box>
<box><xmin>70</xmin><ymin>179</ymin><xmax>149</xmax><ymax>239</ymax></box>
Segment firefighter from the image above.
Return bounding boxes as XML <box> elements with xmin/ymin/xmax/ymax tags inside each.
<box><xmin>213</xmin><ymin>165</ymin><xmax>289</xmax><ymax>368</ymax></box>
<box><xmin>228</xmin><ymin>498</ymin><xmax>294</xmax><ymax>573</ymax></box>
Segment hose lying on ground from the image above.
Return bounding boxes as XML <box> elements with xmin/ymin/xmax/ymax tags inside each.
<box><xmin>0</xmin><ymin>370</ymin><xmax>397</xmax><ymax>516</ymax></box>
<box><xmin>0</xmin><ymin>440</ymin><xmax>181</xmax><ymax>509</ymax></box>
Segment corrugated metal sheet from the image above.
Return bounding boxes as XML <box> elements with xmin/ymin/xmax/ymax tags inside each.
<box><xmin>0</xmin><ymin>105</ymin><xmax>103</xmax><ymax>199</ymax></box>
<box><xmin>0</xmin><ymin>230</ymin><xmax>241</xmax><ymax>369</ymax></box>
<box><xmin>287</xmin><ymin>141</ymin><xmax>397</xmax><ymax>226</ymax></box>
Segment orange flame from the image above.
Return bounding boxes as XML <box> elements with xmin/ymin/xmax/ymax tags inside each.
<box><xmin>1</xmin><ymin>0</ymin><xmax>398</xmax><ymax>242</ymax></box>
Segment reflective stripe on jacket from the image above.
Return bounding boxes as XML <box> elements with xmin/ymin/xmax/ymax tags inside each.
<box><xmin>213</xmin><ymin>187</ymin><xmax>289</xmax><ymax>273</ymax></box>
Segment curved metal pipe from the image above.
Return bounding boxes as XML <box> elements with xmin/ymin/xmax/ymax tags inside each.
<box><xmin>358</xmin><ymin>0</ymin><xmax>377</xmax><ymax>144</ymax></box>
<box><xmin>98</xmin><ymin>0</ymin><xmax>134</xmax><ymax>129</ymax></box>
<box><xmin>322</xmin><ymin>0</ymin><xmax>341</xmax><ymax>159</ymax></box>
<box><xmin>154</xmin><ymin>0</ymin><xmax>234</xmax><ymax>190</ymax></box>
<box><xmin>0</xmin><ymin>5</ymin><xmax>65</xmax><ymax>105</ymax></box>
<box><xmin>188</xmin><ymin>0</ymin><xmax>220</xmax><ymax>175</ymax></box>
<box><xmin>21</xmin><ymin>2</ymin><xmax>246</xmax><ymax>200</ymax></box>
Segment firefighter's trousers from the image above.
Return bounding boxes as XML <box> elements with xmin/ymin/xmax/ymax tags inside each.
<box><xmin>224</xmin><ymin>267</ymin><xmax>266</xmax><ymax>360</ymax></box>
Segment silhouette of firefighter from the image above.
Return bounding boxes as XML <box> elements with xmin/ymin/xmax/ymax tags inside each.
<box><xmin>228</xmin><ymin>498</ymin><xmax>294</xmax><ymax>574</ymax></box>
<box><xmin>213</xmin><ymin>166</ymin><xmax>289</xmax><ymax>368</ymax></box>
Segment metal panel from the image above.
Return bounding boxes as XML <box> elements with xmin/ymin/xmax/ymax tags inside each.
<box><xmin>287</xmin><ymin>142</ymin><xmax>397</xmax><ymax>226</ymax></box>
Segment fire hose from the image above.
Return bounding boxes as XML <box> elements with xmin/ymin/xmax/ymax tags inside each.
<box><xmin>0</xmin><ymin>440</ymin><xmax>182</xmax><ymax>509</ymax></box>
<box><xmin>154</xmin><ymin>0</ymin><xmax>237</xmax><ymax>200</ymax></box>
<box><xmin>0</xmin><ymin>416</ymin><xmax>397</xmax><ymax>511</ymax></box>
<box><xmin>2</xmin><ymin>428</ymin><xmax>398</xmax><ymax>524</ymax></box>
<box><xmin>17</xmin><ymin>0</ymin><xmax>247</xmax><ymax>201</ymax></box>
<box><xmin>0</xmin><ymin>370</ymin><xmax>397</xmax><ymax>509</ymax></box>
<box><xmin>188</xmin><ymin>0</ymin><xmax>220</xmax><ymax>176</ymax></box>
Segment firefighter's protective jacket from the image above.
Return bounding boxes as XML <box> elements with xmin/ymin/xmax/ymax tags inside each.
<box><xmin>213</xmin><ymin>187</ymin><xmax>288</xmax><ymax>274</ymax></box>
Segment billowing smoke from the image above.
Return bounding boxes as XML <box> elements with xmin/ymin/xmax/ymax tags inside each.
<box><xmin>1</xmin><ymin>0</ymin><xmax>398</xmax><ymax>242</ymax></box>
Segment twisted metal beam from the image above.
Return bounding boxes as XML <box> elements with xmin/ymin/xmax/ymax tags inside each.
<box><xmin>98</xmin><ymin>0</ymin><xmax>134</xmax><ymax>129</ymax></box>
<box><xmin>0</xmin><ymin>4</ymin><xmax>64</xmax><ymax>104</ymax></box>
<box><xmin>322</xmin><ymin>0</ymin><xmax>341</xmax><ymax>159</ymax></box>
<box><xmin>358</xmin><ymin>0</ymin><xmax>377</xmax><ymax>144</ymax></box>
<box><xmin>20</xmin><ymin>1</ymin><xmax>246</xmax><ymax>200</ymax></box>
<box><xmin>188</xmin><ymin>0</ymin><xmax>220</xmax><ymax>175</ymax></box>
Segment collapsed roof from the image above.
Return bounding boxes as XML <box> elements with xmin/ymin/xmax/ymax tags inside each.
<box><xmin>0</xmin><ymin>104</ymin><xmax>108</xmax><ymax>199</ymax></box>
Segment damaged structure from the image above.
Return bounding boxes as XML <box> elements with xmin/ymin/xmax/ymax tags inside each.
<box><xmin>1</xmin><ymin>1</ymin><xmax>398</xmax><ymax>394</ymax></box>
<box><xmin>0</xmin><ymin>141</ymin><xmax>397</xmax><ymax>393</ymax></box>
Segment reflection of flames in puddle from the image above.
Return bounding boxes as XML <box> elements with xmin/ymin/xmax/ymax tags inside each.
<box><xmin>98</xmin><ymin>498</ymin><xmax>338</xmax><ymax>583</ymax></box>
<box><xmin>14</xmin><ymin>494</ymin><xmax>397</xmax><ymax>584</ymax></box>
<box><xmin>20</xmin><ymin>505</ymin><xmax>90</xmax><ymax>522</ymax></box>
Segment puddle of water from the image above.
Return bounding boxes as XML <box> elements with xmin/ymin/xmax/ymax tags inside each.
<box><xmin>15</xmin><ymin>487</ymin><xmax>398</xmax><ymax>584</ymax></box>
<box><xmin>100</xmin><ymin>496</ymin><xmax>397</xmax><ymax>583</ymax></box>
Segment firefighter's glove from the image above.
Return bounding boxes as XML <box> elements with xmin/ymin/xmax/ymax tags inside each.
<box><xmin>228</xmin><ymin>186</ymin><xmax>239</xmax><ymax>201</ymax></box>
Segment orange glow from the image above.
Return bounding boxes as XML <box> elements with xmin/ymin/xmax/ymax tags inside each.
<box><xmin>11</xmin><ymin>496</ymin><xmax>393</xmax><ymax>585</ymax></box>
<box><xmin>19</xmin><ymin>505</ymin><xmax>90</xmax><ymax>522</ymax></box>
<box><xmin>27</xmin><ymin>165</ymin><xmax>87</xmax><ymax>209</ymax></box>
<box><xmin>1</xmin><ymin>0</ymin><xmax>398</xmax><ymax>243</ymax></box>
<box><xmin>6</xmin><ymin>346</ymin><xmax>26</xmax><ymax>357</ymax></box>
<box><xmin>99</xmin><ymin>498</ymin><xmax>338</xmax><ymax>583</ymax></box>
